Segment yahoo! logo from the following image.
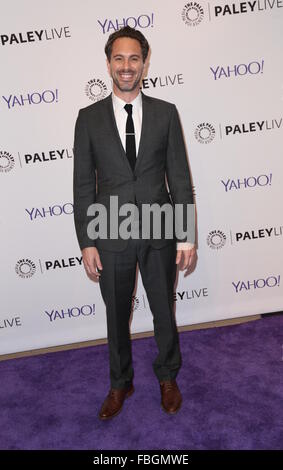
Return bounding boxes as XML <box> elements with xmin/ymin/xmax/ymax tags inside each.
<box><xmin>221</xmin><ymin>173</ymin><xmax>272</xmax><ymax>192</ymax></box>
<box><xmin>44</xmin><ymin>303</ymin><xmax>96</xmax><ymax>322</ymax></box>
<box><xmin>232</xmin><ymin>274</ymin><xmax>281</xmax><ymax>293</ymax></box>
<box><xmin>25</xmin><ymin>203</ymin><xmax>74</xmax><ymax>221</ymax></box>
<box><xmin>98</xmin><ymin>14</ymin><xmax>154</xmax><ymax>34</ymax></box>
<box><xmin>2</xmin><ymin>89</ymin><xmax>59</xmax><ymax>109</ymax></box>
<box><xmin>210</xmin><ymin>60</ymin><xmax>264</xmax><ymax>80</ymax></box>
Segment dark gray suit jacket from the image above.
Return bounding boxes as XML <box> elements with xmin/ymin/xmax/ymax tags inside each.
<box><xmin>73</xmin><ymin>91</ymin><xmax>194</xmax><ymax>252</ymax></box>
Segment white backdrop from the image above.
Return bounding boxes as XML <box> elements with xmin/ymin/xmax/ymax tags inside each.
<box><xmin>1</xmin><ymin>0</ymin><xmax>283</xmax><ymax>355</ymax></box>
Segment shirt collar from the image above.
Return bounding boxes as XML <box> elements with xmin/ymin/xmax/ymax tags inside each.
<box><xmin>112</xmin><ymin>90</ymin><xmax>142</xmax><ymax>113</ymax></box>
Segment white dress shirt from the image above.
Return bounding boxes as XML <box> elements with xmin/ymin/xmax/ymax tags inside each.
<box><xmin>112</xmin><ymin>91</ymin><xmax>142</xmax><ymax>154</ymax></box>
<box><xmin>111</xmin><ymin>91</ymin><xmax>194</xmax><ymax>251</ymax></box>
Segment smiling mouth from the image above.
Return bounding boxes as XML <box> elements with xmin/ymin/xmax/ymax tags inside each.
<box><xmin>119</xmin><ymin>73</ymin><xmax>135</xmax><ymax>80</ymax></box>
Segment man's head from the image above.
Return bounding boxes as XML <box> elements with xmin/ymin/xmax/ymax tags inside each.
<box><xmin>105</xmin><ymin>26</ymin><xmax>149</xmax><ymax>97</ymax></box>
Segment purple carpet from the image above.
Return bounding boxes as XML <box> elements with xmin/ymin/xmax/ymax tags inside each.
<box><xmin>1</xmin><ymin>314</ymin><xmax>283</xmax><ymax>450</ymax></box>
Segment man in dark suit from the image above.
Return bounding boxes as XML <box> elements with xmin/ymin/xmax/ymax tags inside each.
<box><xmin>73</xmin><ymin>26</ymin><xmax>196</xmax><ymax>420</ymax></box>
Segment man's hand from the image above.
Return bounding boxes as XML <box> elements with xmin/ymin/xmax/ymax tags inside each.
<box><xmin>81</xmin><ymin>247</ymin><xmax>103</xmax><ymax>282</ymax></box>
<box><xmin>176</xmin><ymin>246</ymin><xmax>197</xmax><ymax>275</ymax></box>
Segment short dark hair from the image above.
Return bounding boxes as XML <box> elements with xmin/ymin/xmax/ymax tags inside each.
<box><xmin>104</xmin><ymin>26</ymin><xmax>149</xmax><ymax>63</ymax></box>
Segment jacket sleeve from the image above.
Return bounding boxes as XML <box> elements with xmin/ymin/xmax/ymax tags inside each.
<box><xmin>165</xmin><ymin>104</ymin><xmax>195</xmax><ymax>244</ymax></box>
<box><xmin>73</xmin><ymin>109</ymin><xmax>97</xmax><ymax>250</ymax></box>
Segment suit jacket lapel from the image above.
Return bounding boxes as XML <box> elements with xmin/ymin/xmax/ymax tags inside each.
<box><xmin>134</xmin><ymin>91</ymin><xmax>149</xmax><ymax>173</ymax></box>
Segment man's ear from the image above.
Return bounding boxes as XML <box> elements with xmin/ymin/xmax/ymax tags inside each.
<box><xmin>106</xmin><ymin>58</ymin><xmax>111</xmax><ymax>76</ymax></box>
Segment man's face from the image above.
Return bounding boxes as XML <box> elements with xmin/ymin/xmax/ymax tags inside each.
<box><xmin>107</xmin><ymin>37</ymin><xmax>145</xmax><ymax>93</ymax></box>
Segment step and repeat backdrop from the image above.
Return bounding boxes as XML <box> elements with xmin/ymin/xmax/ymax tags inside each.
<box><xmin>1</xmin><ymin>1</ymin><xmax>283</xmax><ymax>354</ymax></box>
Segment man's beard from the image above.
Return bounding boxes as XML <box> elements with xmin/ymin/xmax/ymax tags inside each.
<box><xmin>112</xmin><ymin>70</ymin><xmax>142</xmax><ymax>92</ymax></box>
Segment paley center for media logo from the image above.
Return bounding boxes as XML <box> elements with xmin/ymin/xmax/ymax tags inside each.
<box><xmin>207</xmin><ymin>230</ymin><xmax>227</xmax><ymax>249</ymax></box>
<box><xmin>207</xmin><ymin>223</ymin><xmax>283</xmax><ymax>249</ymax></box>
<box><xmin>15</xmin><ymin>259</ymin><xmax>37</xmax><ymax>278</ymax></box>
<box><xmin>174</xmin><ymin>286</ymin><xmax>208</xmax><ymax>302</ymax></box>
<box><xmin>0</xmin><ymin>150</ymin><xmax>15</xmax><ymax>173</ymax></box>
<box><xmin>194</xmin><ymin>115</ymin><xmax>282</xmax><ymax>144</ymax></box>
<box><xmin>132</xmin><ymin>295</ymin><xmax>140</xmax><ymax>311</ymax></box>
<box><xmin>85</xmin><ymin>79</ymin><xmax>108</xmax><ymax>103</ymax></box>
<box><xmin>131</xmin><ymin>294</ymin><xmax>150</xmax><ymax>311</ymax></box>
<box><xmin>182</xmin><ymin>2</ymin><xmax>205</xmax><ymax>26</ymax></box>
<box><xmin>0</xmin><ymin>26</ymin><xmax>71</xmax><ymax>46</ymax></box>
<box><xmin>0</xmin><ymin>316</ymin><xmax>22</xmax><ymax>330</ymax></box>
<box><xmin>181</xmin><ymin>1</ymin><xmax>282</xmax><ymax>26</ymax></box>
<box><xmin>15</xmin><ymin>255</ymin><xmax>83</xmax><ymax>279</ymax></box>
<box><xmin>141</xmin><ymin>73</ymin><xmax>184</xmax><ymax>91</ymax></box>
<box><xmin>0</xmin><ymin>147</ymin><xmax>73</xmax><ymax>172</ymax></box>
<box><xmin>85</xmin><ymin>72</ymin><xmax>184</xmax><ymax>101</ymax></box>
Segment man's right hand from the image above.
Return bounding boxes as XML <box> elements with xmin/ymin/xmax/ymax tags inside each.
<box><xmin>81</xmin><ymin>247</ymin><xmax>103</xmax><ymax>282</ymax></box>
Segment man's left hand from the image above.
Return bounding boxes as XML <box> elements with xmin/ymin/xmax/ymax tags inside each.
<box><xmin>176</xmin><ymin>246</ymin><xmax>197</xmax><ymax>274</ymax></box>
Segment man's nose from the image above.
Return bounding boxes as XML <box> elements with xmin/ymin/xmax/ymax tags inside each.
<box><xmin>122</xmin><ymin>58</ymin><xmax>130</xmax><ymax>69</ymax></box>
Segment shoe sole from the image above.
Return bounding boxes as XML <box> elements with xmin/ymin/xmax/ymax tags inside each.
<box><xmin>99</xmin><ymin>385</ymin><xmax>135</xmax><ymax>421</ymax></box>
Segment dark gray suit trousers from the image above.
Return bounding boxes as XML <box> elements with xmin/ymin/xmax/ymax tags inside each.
<box><xmin>98</xmin><ymin>237</ymin><xmax>182</xmax><ymax>389</ymax></box>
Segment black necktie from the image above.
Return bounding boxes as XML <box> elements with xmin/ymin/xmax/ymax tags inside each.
<box><xmin>124</xmin><ymin>103</ymin><xmax>136</xmax><ymax>172</ymax></box>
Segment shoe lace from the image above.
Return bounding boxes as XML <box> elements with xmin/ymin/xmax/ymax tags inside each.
<box><xmin>160</xmin><ymin>381</ymin><xmax>176</xmax><ymax>391</ymax></box>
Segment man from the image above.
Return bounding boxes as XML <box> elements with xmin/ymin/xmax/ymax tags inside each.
<box><xmin>73</xmin><ymin>26</ymin><xmax>196</xmax><ymax>420</ymax></box>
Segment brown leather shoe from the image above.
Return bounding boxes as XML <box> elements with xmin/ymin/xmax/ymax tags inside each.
<box><xmin>160</xmin><ymin>379</ymin><xmax>182</xmax><ymax>414</ymax></box>
<box><xmin>99</xmin><ymin>383</ymin><xmax>134</xmax><ymax>420</ymax></box>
